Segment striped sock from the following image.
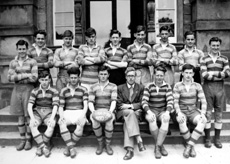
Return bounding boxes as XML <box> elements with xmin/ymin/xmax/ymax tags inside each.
<box><xmin>61</xmin><ymin>130</ymin><xmax>74</xmax><ymax>149</ymax></box>
<box><xmin>18</xmin><ymin>123</ymin><xmax>26</xmax><ymax>140</ymax></box>
<box><xmin>34</xmin><ymin>134</ymin><xmax>44</xmax><ymax>147</ymax></box>
<box><xmin>104</xmin><ymin>128</ymin><xmax>113</xmax><ymax>144</ymax></box>
<box><xmin>93</xmin><ymin>126</ymin><xmax>103</xmax><ymax>142</ymax></box>
<box><xmin>181</xmin><ymin>130</ymin><xmax>191</xmax><ymax>143</ymax></box>
<box><xmin>188</xmin><ymin>128</ymin><xmax>203</xmax><ymax>146</ymax></box>
<box><xmin>43</xmin><ymin>133</ymin><xmax>51</xmax><ymax>145</ymax></box>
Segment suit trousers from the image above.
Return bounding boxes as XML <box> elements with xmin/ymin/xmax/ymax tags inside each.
<box><xmin>118</xmin><ymin>109</ymin><xmax>141</xmax><ymax>149</ymax></box>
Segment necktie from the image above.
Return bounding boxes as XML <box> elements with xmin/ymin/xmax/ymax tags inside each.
<box><xmin>129</xmin><ymin>86</ymin><xmax>133</xmax><ymax>102</ymax></box>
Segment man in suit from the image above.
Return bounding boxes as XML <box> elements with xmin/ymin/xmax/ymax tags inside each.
<box><xmin>117</xmin><ymin>67</ymin><xmax>146</xmax><ymax>160</ymax></box>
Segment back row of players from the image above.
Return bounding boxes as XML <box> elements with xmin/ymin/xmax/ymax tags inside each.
<box><xmin>8</xmin><ymin>25</ymin><xmax>230</xmax><ymax>160</ymax></box>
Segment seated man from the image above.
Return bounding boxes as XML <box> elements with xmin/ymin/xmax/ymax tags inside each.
<box><xmin>58</xmin><ymin>67</ymin><xmax>88</xmax><ymax>158</ymax></box>
<box><xmin>89</xmin><ymin>65</ymin><xmax>117</xmax><ymax>155</ymax></box>
<box><xmin>142</xmin><ymin>65</ymin><xmax>173</xmax><ymax>159</ymax></box>
<box><xmin>173</xmin><ymin>64</ymin><xmax>207</xmax><ymax>158</ymax></box>
<box><xmin>117</xmin><ymin>67</ymin><xmax>146</xmax><ymax>160</ymax></box>
<box><xmin>28</xmin><ymin>72</ymin><xmax>59</xmax><ymax>157</ymax></box>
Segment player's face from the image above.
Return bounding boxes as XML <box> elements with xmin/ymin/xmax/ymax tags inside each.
<box><xmin>160</xmin><ymin>30</ymin><xmax>169</xmax><ymax>42</ymax></box>
<box><xmin>63</xmin><ymin>37</ymin><xmax>73</xmax><ymax>47</ymax></box>
<box><xmin>69</xmin><ymin>74</ymin><xmax>79</xmax><ymax>86</ymax></box>
<box><xmin>86</xmin><ymin>34</ymin><xmax>96</xmax><ymax>46</ymax></box>
<box><xmin>39</xmin><ymin>76</ymin><xmax>50</xmax><ymax>89</ymax></box>
<box><xmin>182</xmin><ymin>69</ymin><xmax>194</xmax><ymax>82</ymax></box>
<box><xmin>98</xmin><ymin>70</ymin><xmax>109</xmax><ymax>83</ymax></box>
<box><xmin>185</xmin><ymin>35</ymin><xmax>195</xmax><ymax>48</ymax></box>
<box><xmin>210</xmin><ymin>41</ymin><xmax>221</xmax><ymax>55</ymax></box>
<box><xmin>155</xmin><ymin>70</ymin><xmax>165</xmax><ymax>84</ymax></box>
<box><xmin>110</xmin><ymin>34</ymin><xmax>121</xmax><ymax>46</ymax></box>
<box><xmin>134</xmin><ymin>31</ymin><xmax>146</xmax><ymax>44</ymax></box>
<box><xmin>17</xmin><ymin>45</ymin><xmax>27</xmax><ymax>58</ymax></box>
<box><xmin>126</xmin><ymin>71</ymin><xmax>136</xmax><ymax>85</ymax></box>
<box><xmin>35</xmin><ymin>34</ymin><xmax>46</xmax><ymax>48</ymax></box>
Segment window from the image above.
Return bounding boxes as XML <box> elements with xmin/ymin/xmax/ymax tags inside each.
<box><xmin>155</xmin><ymin>0</ymin><xmax>177</xmax><ymax>43</ymax></box>
<box><xmin>53</xmin><ymin>0</ymin><xmax>75</xmax><ymax>45</ymax></box>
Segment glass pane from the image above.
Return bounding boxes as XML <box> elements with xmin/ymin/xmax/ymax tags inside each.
<box><xmin>55</xmin><ymin>0</ymin><xmax>74</xmax><ymax>12</ymax></box>
<box><xmin>117</xmin><ymin>0</ymin><xmax>130</xmax><ymax>38</ymax></box>
<box><xmin>56</xmin><ymin>26</ymin><xmax>74</xmax><ymax>40</ymax></box>
<box><xmin>90</xmin><ymin>1</ymin><xmax>112</xmax><ymax>47</ymax></box>
<box><xmin>158</xmin><ymin>0</ymin><xmax>174</xmax><ymax>9</ymax></box>
<box><xmin>55</xmin><ymin>13</ymin><xmax>74</xmax><ymax>26</ymax></box>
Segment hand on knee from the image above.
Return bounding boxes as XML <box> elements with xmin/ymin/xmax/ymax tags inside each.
<box><xmin>176</xmin><ymin>112</ymin><xmax>186</xmax><ymax>124</ymax></box>
<box><xmin>162</xmin><ymin>112</ymin><xmax>170</xmax><ymax>123</ymax></box>
<box><xmin>29</xmin><ymin>119</ymin><xmax>39</xmax><ymax>128</ymax></box>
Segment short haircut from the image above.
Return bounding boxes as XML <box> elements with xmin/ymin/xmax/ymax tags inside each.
<box><xmin>184</xmin><ymin>31</ymin><xmax>195</xmax><ymax>39</ymax></box>
<box><xmin>38</xmin><ymin>71</ymin><xmax>51</xmax><ymax>79</ymax></box>
<box><xmin>62</xmin><ymin>30</ymin><xmax>73</xmax><ymax>39</ymax></box>
<box><xmin>85</xmin><ymin>27</ymin><xmax>96</xmax><ymax>37</ymax></box>
<box><xmin>182</xmin><ymin>63</ymin><xmax>194</xmax><ymax>72</ymax></box>
<box><xmin>67</xmin><ymin>67</ymin><xmax>80</xmax><ymax>76</ymax></box>
<box><xmin>16</xmin><ymin>40</ymin><xmax>28</xmax><ymax>49</ymax></box>
<box><xmin>209</xmin><ymin>37</ymin><xmax>222</xmax><ymax>45</ymax></box>
<box><xmin>109</xmin><ymin>29</ymin><xmax>121</xmax><ymax>37</ymax></box>
<box><xmin>98</xmin><ymin>65</ymin><xmax>110</xmax><ymax>73</ymax></box>
<box><xmin>125</xmin><ymin>67</ymin><xmax>136</xmax><ymax>75</ymax></box>
<box><xmin>135</xmin><ymin>25</ymin><xmax>146</xmax><ymax>33</ymax></box>
<box><xmin>159</xmin><ymin>25</ymin><xmax>170</xmax><ymax>33</ymax></box>
<box><xmin>154</xmin><ymin>65</ymin><xmax>167</xmax><ymax>74</ymax></box>
<box><xmin>34</xmin><ymin>30</ymin><xmax>47</xmax><ymax>38</ymax></box>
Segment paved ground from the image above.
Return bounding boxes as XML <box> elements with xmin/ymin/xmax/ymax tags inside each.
<box><xmin>0</xmin><ymin>144</ymin><xmax>230</xmax><ymax>164</ymax></box>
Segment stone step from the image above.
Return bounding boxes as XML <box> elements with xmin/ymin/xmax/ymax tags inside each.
<box><xmin>1</xmin><ymin>130</ymin><xmax>230</xmax><ymax>146</ymax></box>
<box><xmin>1</xmin><ymin>119</ymin><xmax>230</xmax><ymax>132</ymax></box>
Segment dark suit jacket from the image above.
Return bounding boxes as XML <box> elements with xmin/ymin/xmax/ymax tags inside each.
<box><xmin>116</xmin><ymin>83</ymin><xmax>144</xmax><ymax>119</ymax></box>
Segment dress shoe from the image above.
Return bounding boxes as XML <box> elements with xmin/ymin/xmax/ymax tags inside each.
<box><xmin>189</xmin><ymin>146</ymin><xmax>196</xmax><ymax>157</ymax></box>
<box><xmin>123</xmin><ymin>150</ymin><xmax>134</xmax><ymax>160</ymax></box>
<box><xmin>105</xmin><ymin>144</ymin><xmax>113</xmax><ymax>155</ymax></box>
<box><xmin>160</xmin><ymin>145</ymin><xmax>168</xmax><ymax>156</ymax></box>
<box><xmin>24</xmin><ymin>140</ymin><xmax>32</xmax><ymax>150</ymax></box>
<box><xmin>183</xmin><ymin>144</ymin><xmax>192</xmax><ymax>158</ymax></box>
<box><xmin>154</xmin><ymin>145</ymin><xmax>162</xmax><ymax>159</ymax></box>
<box><xmin>63</xmin><ymin>147</ymin><xmax>70</xmax><ymax>156</ymax></box>
<box><xmin>36</xmin><ymin>147</ymin><xmax>43</xmax><ymax>156</ymax></box>
<box><xmin>204</xmin><ymin>139</ymin><xmax>212</xmax><ymax>148</ymax></box>
<box><xmin>96</xmin><ymin>142</ymin><xmax>104</xmax><ymax>155</ymax></box>
<box><xmin>70</xmin><ymin>148</ymin><xmax>77</xmax><ymax>158</ymax></box>
<box><xmin>16</xmin><ymin>140</ymin><xmax>26</xmax><ymax>151</ymax></box>
<box><xmin>137</xmin><ymin>142</ymin><xmax>146</xmax><ymax>152</ymax></box>
<box><xmin>214</xmin><ymin>139</ymin><xmax>222</xmax><ymax>149</ymax></box>
<box><xmin>43</xmin><ymin>145</ymin><xmax>51</xmax><ymax>157</ymax></box>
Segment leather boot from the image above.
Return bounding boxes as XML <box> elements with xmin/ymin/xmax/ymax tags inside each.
<box><xmin>154</xmin><ymin>145</ymin><xmax>162</xmax><ymax>159</ymax></box>
<box><xmin>96</xmin><ymin>141</ymin><xmax>104</xmax><ymax>155</ymax></box>
<box><xmin>105</xmin><ymin>143</ymin><xmax>113</xmax><ymax>155</ymax></box>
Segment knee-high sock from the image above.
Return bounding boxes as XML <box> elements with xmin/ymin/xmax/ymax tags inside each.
<box><xmin>93</xmin><ymin>125</ymin><xmax>103</xmax><ymax>142</ymax></box>
<box><xmin>33</xmin><ymin>134</ymin><xmax>44</xmax><ymax>147</ymax></box>
<box><xmin>179</xmin><ymin>122</ymin><xmax>190</xmax><ymax>143</ymax></box>
<box><xmin>25</xmin><ymin>117</ymin><xmax>31</xmax><ymax>140</ymax></box>
<box><xmin>149</xmin><ymin>121</ymin><xmax>158</xmax><ymax>143</ymax></box>
<box><xmin>18</xmin><ymin>117</ymin><xmax>26</xmax><ymax>140</ymax></box>
<box><xmin>214</xmin><ymin>122</ymin><xmax>222</xmax><ymax>140</ymax></box>
<box><xmin>156</xmin><ymin>129</ymin><xmax>168</xmax><ymax>146</ymax></box>
<box><xmin>105</xmin><ymin>128</ymin><xmax>113</xmax><ymax>144</ymax></box>
<box><xmin>72</xmin><ymin>126</ymin><xmax>83</xmax><ymax>143</ymax></box>
<box><xmin>43</xmin><ymin>126</ymin><xmax>55</xmax><ymax>145</ymax></box>
<box><xmin>60</xmin><ymin>124</ymin><xmax>74</xmax><ymax>149</ymax></box>
<box><xmin>188</xmin><ymin>121</ymin><xmax>205</xmax><ymax>146</ymax></box>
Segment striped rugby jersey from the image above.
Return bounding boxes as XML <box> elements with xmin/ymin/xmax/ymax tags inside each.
<box><xmin>178</xmin><ymin>46</ymin><xmax>204</xmax><ymax>70</ymax></box>
<box><xmin>76</xmin><ymin>44</ymin><xmax>106</xmax><ymax>85</ymax></box>
<box><xmin>142</xmin><ymin>81</ymin><xmax>173</xmax><ymax>113</ymax></box>
<box><xmin>89</xmin><ymin>82</ymin><xmax>117</xmax><ymax>110</ymax></box>
<box><xmin>173</xmin><ymin>81</ymin><xmax>207</xmax><ymax>114</ymax></box>
<box><xmin>104</xmin><ymin>44</ymin><xmax>128</xmax><ymax>62</ymax></box>
<box><xmin>152</xmin><ymin>42</ymin><xmax>178</xmax><ymax>66</ymax></box>
<box><xmin>8</xmin><ymin>56</ymin><xmax>38</xmax><ymax>84</ymax></box>
<box><xmin>59</xmin><ymin>85</ymin><xmax>88</xmax><ymax>110</ymax></box>
<box><xmin>27</xmin><ymin>44</ymin><xmax>54</xmax><ymax>72</ymax></box>
<box><xmin>28</xmin><ymin>85</ymin><xmax>59</xmax><ymax>108</ymax></box>
<box><xmin>200</xmin><ymin>52</ymin><xmax>230</xmax><ymax>81</ymax></box>
<box><xmin>127</xmin><ymin>41</ymin><xmax>153</xmax><ymax>69</ymax></box>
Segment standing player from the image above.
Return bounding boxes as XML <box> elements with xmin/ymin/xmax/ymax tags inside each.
<box><xmin>200</xmin><ymin>37</ymin><xmax>230</xmax><ymax>149</ymax></box>
<box><xmin>127</xmin><ymin>25</ymin><xmax>153</xmax><ymax>86</ymax></box>
<box><xmin>104</xmin><ymin>29</ymin><xmax>128</xmax><ymax>85</ymax></box>
<box><xmin>178</xmin><ymin>31</ymin><xmax>204</xmax><ymax>83</ymax></box>
<box><xmin>152</xmin><ymin>25</ymin><xmax>178</xmax><ymax>86</ymax></box>
<box><xmin>88</xmin><ymin>65</ymin><xmax>117</xmax><ymax>155</ymax></box>
<box><xmin>58</xmin><ymin>67</ymin><xmax>88</xmax><ymax>158</ymax></box>
<box><xmin>27</xmin><ymin>72</ymin><xmax>59</xmax><ymax>157</ymax></box>
<box><xmin>174</xmin><ymin>64</ymin><xmax>207</xmax><ymax>158</ymax></box>
<box><xmin>54</xmin><ymin>30</ymin><xmax>78</xmax><ymax>92</ymax></box>
<box><xmin>8</xmin><ymin>40</ymin><xmax>38</xmax><ymax>151</ymax></box>
<box><xmin>142</xmin><ymin>65</ymin><xmax>173</xmax><ymax>159</ymax></box>
<box><xmin>76</xmin><ymin>27</ymin><xmax>107</xmax><ymax>91</ymax></box>
<box><xmin>27</xmin><ymin>30</ymin><xmax>54</xmax><ymax>87</ymax></box>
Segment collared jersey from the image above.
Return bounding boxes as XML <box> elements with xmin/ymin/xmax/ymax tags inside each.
<box><xmin>89</xmin><ymin>82</ymin><xmax>117</xmax><ymax>110</ymax></box>
<box><xmin>142</xmin><ymin>82</ymin><xmax>173</xmax><ymax>112</ymax></box>
<box><xmin>59</xmin><ymin>85</ymin><xmax>88</xmax><ymax>110</ymax></box>
<box><xmin>8</xmin><ymin>56</ymin><xmax>38</xmax><ymax>84</ymax></box>
<box><xmin>104</xmin><ymin>44</ymin><xmax>128</xmax><ymax>63</ymax></box>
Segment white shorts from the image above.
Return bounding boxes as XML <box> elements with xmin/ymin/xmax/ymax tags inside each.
<box><xmin>63</xmin><ymin>110</ymin><xmax>87</xmax><ymax>125</ymax></box>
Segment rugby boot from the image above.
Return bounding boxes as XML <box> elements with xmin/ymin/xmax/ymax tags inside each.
<box><xmin>43</xmin><ymin>145</ymin><xmax>51</xmax><ymax>157</ymax></box>
<box><xmin>204</xmin><ymin>139</ymin><xmax>212</xmax><ymax>148</ymax></box>
<box><xmin>16</xmin><ymin>140</ymin><xmax>26</xmax><ymax>151</ymax></box>
<box><xmin>24</xmin><ymin>140</ymin><xmax>32</xmax><ymax>150</ymax></box>
<box><xmin>105</xmin><ymin>143</ymin><xmax>113</xmax><ymax>155</ymax></box>
<box><xmin>183</xmin><ymin>144</ymin><xmax>192</xmax><ymax>158</ymax></box>
<box><xmin>160</xmin><ymin>145</ymin><xmax>168</xmax><ymax>156</ymax></box>
<box><xmin>190</xmin><ymin>146</ymin><xmax>196</xmax><ymax>157</ymax></box>
<box><xmin>154</xmin><ymin>145</ymin><xmax>162</xmax><ymax>159</ymax></box>
<box><xmin>214</xmin><ymin>139</ymin><xmax>222</xmax><ymax>149</ymax></box>
<box><xmin>63</xmin><ymin>147</ymin><xmax>70</xmax><ymax>156</ymax></box>
<box><xmin>70</xmin><ymin>147</ymin><xmax>77</xmax><ymax>158</ymax></box>
<box><xmin>96</xmin><ymin>141</ymin><xmax>104</xmax><ymax>155</ymax></box>
<box><xmin>36</xmin><ymin>147</ymin><xmax>43</xmax><ymax>156</ymax></box>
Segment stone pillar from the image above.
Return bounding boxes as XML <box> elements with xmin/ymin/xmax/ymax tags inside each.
<box><xmin>147</xmin><ymin>0</ymin><xmax>156</xmax><ymax>45</ymax></box>
<box><xmin>74</xmin><ymin>0</ymin><xmax>83</xmax><ymax>45</ymax></box>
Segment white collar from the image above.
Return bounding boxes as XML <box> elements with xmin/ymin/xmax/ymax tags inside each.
<box><xmin>127</xmin><ymin>83</ymin><xmax>135</xmax><ymax>89</ymax></box>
